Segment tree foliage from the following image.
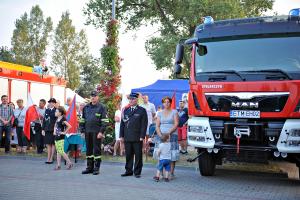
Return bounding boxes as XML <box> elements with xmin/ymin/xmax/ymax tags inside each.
<box><xmin>97</xmin><ymin>20</ymin><xmax>122</xmax><ymax>144</ymax></box>
<box><xmin>11</xmin><ymin>5</ymin><xmax>52</xmax><ymax>66</ymax></box>
<box><xmin>77</xmin><ymin>56</ymin><xmax>102</xmax><ymax>98</ymax></box>
<box><xmin>0</xmin><ymin>46</ymin><xmax>15</xmax><ymax>63</ymax></box>
<box><xmin>51</xmin><ymin>11</ymin><xmax>90</xmax><ymax>90</ymax></box>
<box><xmin>84</xmin><ymin>0</ymin><xmax>274</xmax><ymax>76</ymax></box>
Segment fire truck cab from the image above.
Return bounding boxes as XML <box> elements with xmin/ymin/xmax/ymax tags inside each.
<box><xmin>175</xmin><ymin>10</ymin><xmax>300</xmax><ymax>177</ymax></box>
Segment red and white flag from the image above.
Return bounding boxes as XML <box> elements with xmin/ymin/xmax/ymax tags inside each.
<box><xmin>66</xmin><ymin>95</ymin><xmax>78</xmax><ymax>134</ymax></box>
<box><xmin>23</xmin><ymin>94</ymin><xmax>39</xmax><ymax>140</ymax></box>
<box><xmin>171</xmin><ymin>91</ymin><xmax>176</xmax><ymax>109</ymax></box>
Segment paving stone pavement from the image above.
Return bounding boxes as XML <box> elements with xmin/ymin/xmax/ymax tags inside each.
<box><xmin>0</xmin><ymin>156</ymin><xmax>299</xmax><ymax>200</ymax></box>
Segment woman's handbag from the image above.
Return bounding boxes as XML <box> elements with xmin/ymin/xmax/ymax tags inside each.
<box><xmin>12</xmin><ymin>118</ymin><xmax>19</xmax><ymax>127</ymax></box>
<box><xmin>13</xmin><ymin>108</ymin><xmax>23</xmax><ymax>127</ymax></box>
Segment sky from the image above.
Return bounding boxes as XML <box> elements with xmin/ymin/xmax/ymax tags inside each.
<box><xmin>0</xmin><ymin>0</ymin><xmax>299</xmax><ymax>93</ymax></box>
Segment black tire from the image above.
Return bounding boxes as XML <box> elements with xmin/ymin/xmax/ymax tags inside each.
<box><xmin>198</xmin><ymin>151</ymin><xmax>216</xmax><ymax>176</ymax></box>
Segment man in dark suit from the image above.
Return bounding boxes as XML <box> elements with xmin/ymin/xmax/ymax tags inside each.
<box><xmin>120</xmin><ymin>92</ymin><xmax>148</xmax><ymax>178</ymax></box>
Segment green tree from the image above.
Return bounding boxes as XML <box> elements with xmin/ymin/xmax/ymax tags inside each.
<box><xmin>52</xmin><ymin>11</ymin><xmax>90</xmax><ymax>90</ymax></box>
<box><xmin>29</xmin><ymin>5</ymin><xmax>53</xmax><ymax>65</ymax></box>
<box><xmin>0</xmin><ymin>46</ymin><xmax>15</xmax><ymax>63</ymax></box>
<box><xmin>77</xmin><ymin>56</ymin><xmax>101</xmax><ymax>98</ymax></box>
<box><xmin>11</xmin><ymin>12</ymin><xmax>32</xmax><ymax>66</ymax></box>
<box><xmin>84</xmin><ymin>0</ymin><xmax>274</xmax><ymax>76</ymax></box>
<box><xmin>11</xmin><ymin>5</ymin><xmax>52</xmax><ymax>66</ymax></box>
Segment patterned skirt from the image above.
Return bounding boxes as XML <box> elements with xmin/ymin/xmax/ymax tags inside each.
<box><xmin>153</xmin><ymin>134</ymin><xmax>180</xmax><ymax>161</ymax></box>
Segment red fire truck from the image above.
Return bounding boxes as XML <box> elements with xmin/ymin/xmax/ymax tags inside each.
<box><xmin>174</xmin><ymin>10</ymin><xmax>300</xmax><ymax>177</ymax></box>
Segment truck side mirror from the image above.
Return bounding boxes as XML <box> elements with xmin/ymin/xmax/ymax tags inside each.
<box><xmin>174</xmin><ymin>43</ymin><xmax>184</xmax><ymax>75</ymax></box>
<box><xmin>175</xmin><ymin>43</ymin><xmax>184</xmax><ymax>64</ymax></box>
<box><xmin>174</xmin><ymin>63</ymin><xmax>182</xmax><ymax>75</ymax></box>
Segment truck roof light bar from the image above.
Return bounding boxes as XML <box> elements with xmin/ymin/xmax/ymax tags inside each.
<box><xmin>203</xmin><ymin>16</ymin><xmax>214</xmax><ymax>25</ymax></box>
<box><xmin>289</xmin><ymin>8</ymin><xmax>300</xmax><ymax>17</ymax></box>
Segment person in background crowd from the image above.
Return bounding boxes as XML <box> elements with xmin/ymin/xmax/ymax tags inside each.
<box><xmin>137</xmin><ymin>92</ymin><xmax>144</xmax><ymax>105</ymax></box>
<box><xmin>153</xmin><ymin>134</ymin><xmax>171</xmax><ymax>182</ymax></box>
<box><xmin>78</xmin><ymin>103</ymin><xmax>85</xmax><ymax>117</ymax></box>
<box><xmin>53</xmin><ymin>106</ymin><xmax>73</xmax><ymax>170</ymax></box>
<box><xmin>155</xmin><ymin>106</ymin><xmax>162</xmax><ymax>119</ymax></box>
<box><xmin>0</xmin><ymin>95</ymin><xmax>14</xmax><ymax>153</ymax></box>
<box><xmin>80</xmin><ymin>91</ymin><xmax>108</xmax><ymax>175</ymax></box>
<box><xmin>140</xmin><ymin>95</ymin><xmax>156</xmax><ymax>152</ymax></box>
<box><xmin>113</xmin><ymin>102</ymin><xmax>123</xmax><ymax>156</ymax></box>
<box><xmin>177</xmin><ymin>100</ymin><xmax>189</xmax><ymax>154</ymax></box>
<box><xmin>42</xmin><ymin>98</ymin><xmax>57</xmax><ymax>164</ymax></box>
<box><xmin>120</xmin><ymin>92</ymin><xmax>148</xmax><ymax>178</ymax></box>
<box><xmin>155</xmin><ymin>96</ymin><xmax>179</xmax><ymax>179</ymax></box>
<box><xmin>64</xmin><ymin>97</ymin><xmax>72</xmax><ymax>111</ymax></box>
<box><xmin>14</xmin><ymin>99</ymin><xmax>28</xmax><ymax>153</ymax></box>
<box><xmin>8</xmin><ymin>102</ymin><xmax>17</xmax><ymax>149</ymax></box>
<box><xmin>8</xmin><ymin>102</ymin><xmax>15</xmax><ymax>109</ymax></box>
<box><xmin>55</xmin><ymin>100</ymin><xmax>60</xmax><ymax>109</ymax></box>
<box><xmin>34</xmin><ymin>99</ymin><xmax>46</xmax><ymax>154</ymax></box>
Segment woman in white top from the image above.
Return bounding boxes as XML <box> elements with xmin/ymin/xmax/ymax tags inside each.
<box><xmin>113</xmin><ymin>103</ymin><xmax>124</xmax><ymax>156</ymax></box>
<box><xmin>13</xmin><ymin>99</ymin><xmax>28</xmax><ymax>153</ymax></box>
<box><xmin>155</xmin><ymin>96</ymin><xmax>179</xmax><ymax>178</ymax></box>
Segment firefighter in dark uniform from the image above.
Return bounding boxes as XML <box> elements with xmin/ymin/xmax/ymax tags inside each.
<box><xmin>120</xmin><ymin>92</ymin><xmax>148</xmax><ymax>178</ymax></box>
<box><xmin>80</xmin><ymin>91</ymin><xmax>108</xmax><ymax>175</ymax></box>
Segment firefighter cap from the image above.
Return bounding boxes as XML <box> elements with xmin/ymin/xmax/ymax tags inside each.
<box><xmin>48</xmin><ymin>98</ymin><xmax>57</xmax><ymax>103</ymax></box>
<box><xmin>129</xmin><ymin>92</ymin><xmax>139</xmax><ymax>99</ymax></box>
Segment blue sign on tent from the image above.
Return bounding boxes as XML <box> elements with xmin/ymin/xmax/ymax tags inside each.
<box><xmin>131</xmin><ymin>79</ymin><xmax>189</xmax><ymax>109</ymax></box>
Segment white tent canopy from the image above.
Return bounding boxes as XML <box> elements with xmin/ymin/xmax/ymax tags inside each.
<box><xmin>66</xmin><ymin>88</ymin><xmax>86</xmax><ymax>104</ymax></box>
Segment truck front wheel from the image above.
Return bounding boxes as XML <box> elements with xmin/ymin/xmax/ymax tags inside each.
<box><xmin>198</xmin><ymin>150</ymin><xmax>216</xmax><ymax>176</ymax></box>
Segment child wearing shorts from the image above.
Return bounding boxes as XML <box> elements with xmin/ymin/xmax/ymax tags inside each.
<box><xmin>53</xmin><ymin>106</ymin><xmax>73</xmax><ymax>170</ymax></box>
<box><xmin>153</xmin><ymin>134</ymin><xmax>171</xmax><ymax>182</ymax></box>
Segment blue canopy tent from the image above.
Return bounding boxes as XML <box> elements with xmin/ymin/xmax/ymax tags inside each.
<box><xmin>131</xmin><ymin>79</ymin><xmax>189</xmax><ymax>109</ymax></box>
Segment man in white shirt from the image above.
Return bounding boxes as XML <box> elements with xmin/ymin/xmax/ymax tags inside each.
<box><xmin>140</xmin><ymin>95</ymin><xmax>156</xmax><ymax>135</ymax></box>
<box><xmin>140</xmin><ymin>95</ymin><xmax>156</xmax><ymax>153</ymax></box>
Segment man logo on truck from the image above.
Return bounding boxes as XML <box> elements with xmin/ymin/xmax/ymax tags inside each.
<box><xmin>231</xmin><ymin>102</ymin><xmax>259</xmax><ymax>109</ymax></box>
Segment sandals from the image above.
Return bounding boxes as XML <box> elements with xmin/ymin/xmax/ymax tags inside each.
<box><xmin>54</xmin><ymin>166</ymin><xmax>61</xmax><ymax>170</ymax></box>
<box><xmin>153</xmin><ymin>176</ymin><xmax>159</xmax><ymax>182</ymax></box>
<box><xmin>67</xmin><ymin>163</ymin><xmax>73</xmax><ymax>170</ymax></box>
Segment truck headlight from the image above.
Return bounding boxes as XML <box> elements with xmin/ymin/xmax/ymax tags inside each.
<box><xmin>189</xmin><ymin>136</ymin><xmax>206</xmax><ymax>142</ymax></box>
<box><xmin>290</xmin><ymin>129</ymin><xmax>300</xmax><ymax>137</ymax></box>
<box><xmin>189</xmin><ymin>126</ymin><xmax>204</xmax><ymax>133</ymax></box>
<box><xmin>286</xmin><ymin>129</ymin><xmax>300</xmax><ymax>146</ymax></box>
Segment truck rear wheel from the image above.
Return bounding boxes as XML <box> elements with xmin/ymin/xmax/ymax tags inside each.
<box><xmin>198</xmin><ymin>151</ymin><xmax>216</xmax><ymax>176</ymax></box>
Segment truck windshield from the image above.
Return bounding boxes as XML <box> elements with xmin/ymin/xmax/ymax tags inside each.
<box><xmin>195</xmin><ymin>36</ymin><xmax>300</xmax><ymax>76</ymax></box>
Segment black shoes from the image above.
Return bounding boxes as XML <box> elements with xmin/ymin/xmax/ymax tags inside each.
<box><xmin>93</xmin><ymin>170</ymin><xmax>99</xmax><ymax>175</ymax></box>
<box><xmin>135</xmin><ymin>174</ymin><xmax>141</xmax><ymax>178</ymax></box>
<box><xmin>121</xmin><ymin>172</ymin><xmax>133</xmax><ymax>177</ymax></box>
<box><xmin>121</xmin><ymin>173</ymin><xmax>141</xmax><ymax>178</ymax></box>
<box><xmin>82</xmin><ymin>169</ymin><xmax>94</xmax><ymax>174</ymax></box>
<box><xmin>45</xmin><ymin>161</ymin><xmax>53</xmax><ymax>164</ymax></box>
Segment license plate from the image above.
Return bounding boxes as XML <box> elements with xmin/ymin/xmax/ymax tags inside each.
<box><xmin>230</xmin><ymin>110</ymin><xmax>260</xmax><ymax>119</ymax></box>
